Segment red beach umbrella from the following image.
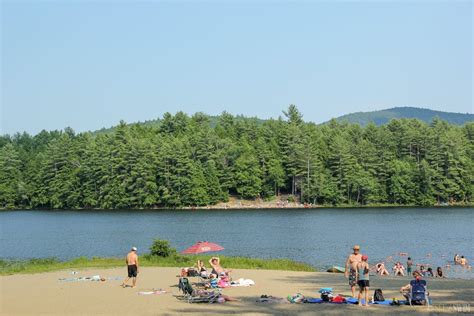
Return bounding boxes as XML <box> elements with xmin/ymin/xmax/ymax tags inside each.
<box><xmin>181</xmin><ymin>241</ymin><xmax>224</xmax><ymax>254</ymax></box>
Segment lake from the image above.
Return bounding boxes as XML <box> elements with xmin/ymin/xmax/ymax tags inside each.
<box><xmin>1</xmin><ymin>207</ymin><xmax>472</xmax><ymax>279</ymax></box>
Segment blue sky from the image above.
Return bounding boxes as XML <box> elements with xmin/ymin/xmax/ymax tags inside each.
<box><xmin>1</xmin><ymin>1</ymin><xmax>472</xmax><ymax>135</ymax></box>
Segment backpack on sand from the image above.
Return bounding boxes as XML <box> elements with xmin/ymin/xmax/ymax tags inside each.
<box><xmin>374</xmin><ymin>289</ymin><xmax>385</xmax><ymax>302</ymax></box>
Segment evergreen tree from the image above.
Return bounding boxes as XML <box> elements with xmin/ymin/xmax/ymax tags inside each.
<box><xmin>0</xmin><ymin>106</ymin><xmax>472</xmax><ymax>209</ymax></box>
<box><xmin>0</xmin><ymin>144</ymin><xmax>24</xmax><ymax>208</ymax></box>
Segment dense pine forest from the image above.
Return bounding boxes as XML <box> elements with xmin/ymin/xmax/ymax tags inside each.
<box><xmin>0</xmin><ymin>106</ymin><xmax>473</xmax><ymax>209</ymax></box>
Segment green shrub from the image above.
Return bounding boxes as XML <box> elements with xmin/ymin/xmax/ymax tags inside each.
<box><xmin>149</xmin><ymin>238</ymin><xmax>177</xmax><ymax>257</ymax></box>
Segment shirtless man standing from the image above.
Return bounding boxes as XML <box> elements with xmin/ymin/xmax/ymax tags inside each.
<box><xmin>122</xmin><ymin>247</ymin><xmax>139</xmax><ymax>288</ymax></box>
<box><xmin>345</xmin><ymin>245</ymin><xmax>362</xmax><ymax>297</ymax></box>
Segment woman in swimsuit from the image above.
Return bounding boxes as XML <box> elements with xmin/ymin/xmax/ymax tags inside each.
<box><xmin>197</xmin><ymin>260</ymin><xmax>208</xmax><ymax>278</ymax></box>
<box><xmin>393</xmin><ymin>262</ymin><xmax>405</xmax><ymax>276</ymax></box>
<box><xmin>209</xmin><ymin>257</ymin><xmax>231</xmax><ymax>278</ymax></box>
<box><xmin>376</xmin><ymin>262</ymin><xmax>390</xmax><ymax>276</ymax></box>
<box><xmin>436</xmin><ymin>267</ymin><xmax>445</xmax><ymax>278</ymax></box>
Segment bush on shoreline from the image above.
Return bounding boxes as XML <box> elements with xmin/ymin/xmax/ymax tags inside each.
<box><xmin>149</xmin><ymin>239</ymin><xmax>177</xmax><ymax>257</ymax></box>
<box><xmin>0</xmin><ymin>255</ymin><xmax>315</xmax><ymax>276</ymax></box>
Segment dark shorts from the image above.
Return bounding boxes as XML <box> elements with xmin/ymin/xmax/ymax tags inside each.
<box><xmin>358</xmin><ymin>279</ymin><xmax>369</xmax><ymax>289</ymax></box>
<box><xmin>128</xmin><ymin>264</ymin><xmax>138</xmax><ymax>277</ymax></box>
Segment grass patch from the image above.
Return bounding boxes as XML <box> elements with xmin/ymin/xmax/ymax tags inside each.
<box><xmin>0</xmin><ymin>255</ymin><xmax>315</xmax><ymax>276</ymax></box>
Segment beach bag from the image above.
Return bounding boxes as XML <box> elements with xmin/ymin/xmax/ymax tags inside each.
<box><xmin>209</xmin><ymin>278</ymin><xmax>218</xmax><ymax>288</ymax></box>
<box><xmin>178</xmin><ymin>278</ymin><xmax>193</xmax><ymax>295</ymax></box>
<box><xmin>332</xmin><ymin>295</ymin><xmax>346</xmax><ymax>303</ymax></box>
<box><xmin>320</xmin><ymin>290</ymin><xmax>334</xmax><ymax>302</ymax></box>
<box><xmin>374</xmin><ymin>289</ymin><xmax>385</xmax><ymax>302</ymax></box>
<box><xmin>318</xmin><ymin>287</ymin><xmax>334</xmax><ymax>302</ymax></box>
<box><xmin>287</xmin><ymin>293</ymin><xmax>305</xmax><ymax>303</ymax></box>
<box><xmin>218</xmin><ymin>279</ymin><xmax>229</xmax><ymax>288</ymax></box>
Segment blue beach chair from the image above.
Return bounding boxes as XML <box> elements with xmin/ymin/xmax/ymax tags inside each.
<box><xmin>408</xmin><ymin>279</ymin><xmax>430</xmax><ymax>306</ymax></box>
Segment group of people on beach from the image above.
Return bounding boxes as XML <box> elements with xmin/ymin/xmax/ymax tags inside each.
<box><xmin>120</xmin><ymin>246</ymin><xmax>233</xmax><ymax>290</ymax></box>
<box><xmin>184</xmin><ymin>257</ymin><xmax>233</xmax><ymax>289</ymax></box>
<box><xmin>119</xmin><ymin>244</ymin><xmax>468</xmax><ymax>307</ymax></box>
<box><xmin>343</xmin><ymin>245</ymin><xmax>462</xmax><ymax>307</ymax></box>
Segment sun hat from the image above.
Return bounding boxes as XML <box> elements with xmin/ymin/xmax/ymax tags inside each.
<box><xmin>362</xmin><ymin>255</ymin><xmax>368</xmax><ymax>261</ymax></box>
<box><xmin>353</xmin><ymin>245</ymin><xmax>360</xmax><ymax>250</ymax></box>
<box><xmin>131</xmin><ymin>247</ymin><xmax>137</xmax><ymax>251</ymax></box>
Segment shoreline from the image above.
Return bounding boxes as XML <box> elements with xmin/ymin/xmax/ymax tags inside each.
<box><xmin>2</xmin><ymin>204</ymin><xmax>473</xmax><ymax>211</ymax></box>
<box><xmin>2</xmin><ymin>194</ymin><xmax>473</xmax><ymax>211</ymax></box>
<box><xmin>0</xmin><ymin>255</ymin><xmax>315</xmax><ymax>276</ymax></box>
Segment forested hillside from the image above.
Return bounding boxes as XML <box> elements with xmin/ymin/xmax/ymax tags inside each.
<box><xmin>332</xmin><ymin>107</ymin><xmax>474</xmax><ymax>126</ymax></box>
<box><xmin>1</xmin><ymin>105</ymin><xmax>473</xmax><ymax>209</ymax></box>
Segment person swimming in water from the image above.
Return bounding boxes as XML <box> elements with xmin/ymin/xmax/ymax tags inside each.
<box><xmin>454</xmin><ymin>254</ymin><xmax>460</xmax><ymax>264</ymax></box>
<box><xmin>436</xmin><ymin>267</ymin><xmax>446</xmax><ymax>278</ymax></box>
<box><xmin>426</xmin><ymin>267</ymin><xmax>434</xmax><ymax>277</ymax></box>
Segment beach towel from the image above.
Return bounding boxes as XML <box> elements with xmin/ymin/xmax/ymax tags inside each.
<box><xmin>347</xmin><ymin>298</ymin><xmax>374</xmax><ymax>305</ymax></box>
<box><xmin>59</xmin><ymin>275</ymin><xmax>104</xmax><ymax>282</ymax></box>
<box><xmin>230</xmin><ymin>278</ymin><xmax>255</xmax><ymax>287</ymax></box>
<box><xmin>257</xmin><ymin>295</ymin><xmax>287</xmax><ymax>303</ymax></box>
<box><xmin>305</xmin><ymin>297</ymin><xmax>347</xmax><ymax>304</ymax></box>
<box><xmin>287</xmin><ymin>293</ymin><xmax>305</xmax><ymax>303</ymax></box>
<box><xmin>305</xmin><ymin>298</ymin><xmax>324</xmax><ymax>303</ymax></box>
<box><xmin>345</xmin><ymin>298</ymin><xmax>408</xmax><ymax>306</ymax></box>
<box><xmin>138</xmin><ymin>289</ymin><xmax>167</xmax><ymax>295</ymax></box>
<box><xmin>107</xmin><ymin>277</ymin><xmax>123</xmax><ymax>281</ymax></box>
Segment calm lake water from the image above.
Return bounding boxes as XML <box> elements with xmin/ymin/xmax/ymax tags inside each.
<box><xmin>1</xmin><ymin>208</ymin><xmax>472</xmax><ymax>279</ymax></box>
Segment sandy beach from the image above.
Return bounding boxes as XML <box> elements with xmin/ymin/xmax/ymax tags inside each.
<box><xmin>1</xmin><ymin>267</ymin><xmax>472</xmax><ymax>315</ymax></box>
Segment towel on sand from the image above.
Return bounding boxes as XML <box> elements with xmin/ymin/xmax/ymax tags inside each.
<box><xmin>138</xmin><ymin>290</ymin><xmax>167</xmax><ymax>295</ymax></box>
<box><xmin>230</xmin><ymin>278</ymin><xmax>255</xmax><ymax>287</ymax></box>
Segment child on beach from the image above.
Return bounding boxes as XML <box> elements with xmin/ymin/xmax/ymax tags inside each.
<box><xmin>356</xmin><ymin>255</ymin><xmax>370</xmax><ymax>307</ymax></box>
<box><xmin>407</xmin><ymin>257</ymin><xmax>413</xmax><ymax>274</ymax></box>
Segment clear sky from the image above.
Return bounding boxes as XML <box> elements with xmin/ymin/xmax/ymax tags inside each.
<box><xmin>1</xmin><ymin>1</ymin><xmax>472</xmax><ymax>135</ymax></box>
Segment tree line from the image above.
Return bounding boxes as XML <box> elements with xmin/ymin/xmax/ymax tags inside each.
<box><xmin>0</xmin><ymin>105</ymin><xmax>473</xmax><ymax>209</ymax></box>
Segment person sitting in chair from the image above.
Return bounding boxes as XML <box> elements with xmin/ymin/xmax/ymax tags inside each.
<box><xmin>400</xmin><ymin>274</ymin><xmax>430</xmax><ymax>305</ymax></box>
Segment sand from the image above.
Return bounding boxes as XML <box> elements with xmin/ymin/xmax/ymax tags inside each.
<box><xmin>1</xmin><ymin>267</ymin><xmax>472</xmax><ymax>315</ymax></box>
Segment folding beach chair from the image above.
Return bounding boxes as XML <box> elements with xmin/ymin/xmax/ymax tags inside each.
<box><xmin>408</xmin><ymin>279</ymin><xmax>430</xmax><ymax>306</ymax></box>
<box><xmin>187</xmin><ymin>290</ymin><xmax>221</xmax><ymax>303</ymax></box>
<box><xmin>177</xmin><ymin>277</ymin><xmax>221</xmax><ymax>303</ymax></box>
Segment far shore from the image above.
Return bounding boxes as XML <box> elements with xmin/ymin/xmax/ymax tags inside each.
<box><xmin>1</xmin><ymin>200</ymin><xmax>473</xmax><ymax>211</ymax></box>
<box><xmin>1</xmin><ymin>267</ymin><xmax>473</xmax><ymax>315</ymax></box>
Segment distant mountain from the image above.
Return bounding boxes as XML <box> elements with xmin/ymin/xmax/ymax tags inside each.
<box><xmin>330</xmin><ymin>107</ymin><xmax>474</xmax><ymax>126</ymax></box>
<box><xmin>92</xmin><ymin>106</ymin><xmax>472</xmax><ymax>135</ymax></box>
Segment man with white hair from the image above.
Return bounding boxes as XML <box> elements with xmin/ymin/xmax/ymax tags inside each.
<box><xmin>122</xmin><ymin>247</ymin><xmax>139</xmax><ymax>288</ymax></box>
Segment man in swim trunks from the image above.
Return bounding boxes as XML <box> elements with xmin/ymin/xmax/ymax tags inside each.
<box><xmin>345</xmin><ymin>245</ymin><xmax>362</xmax><ymax>297</ymax></box>
<box><xmin>122</xmin><ymin>247</ymin><xmax>139</xmax><ymax>288</ymax></box>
